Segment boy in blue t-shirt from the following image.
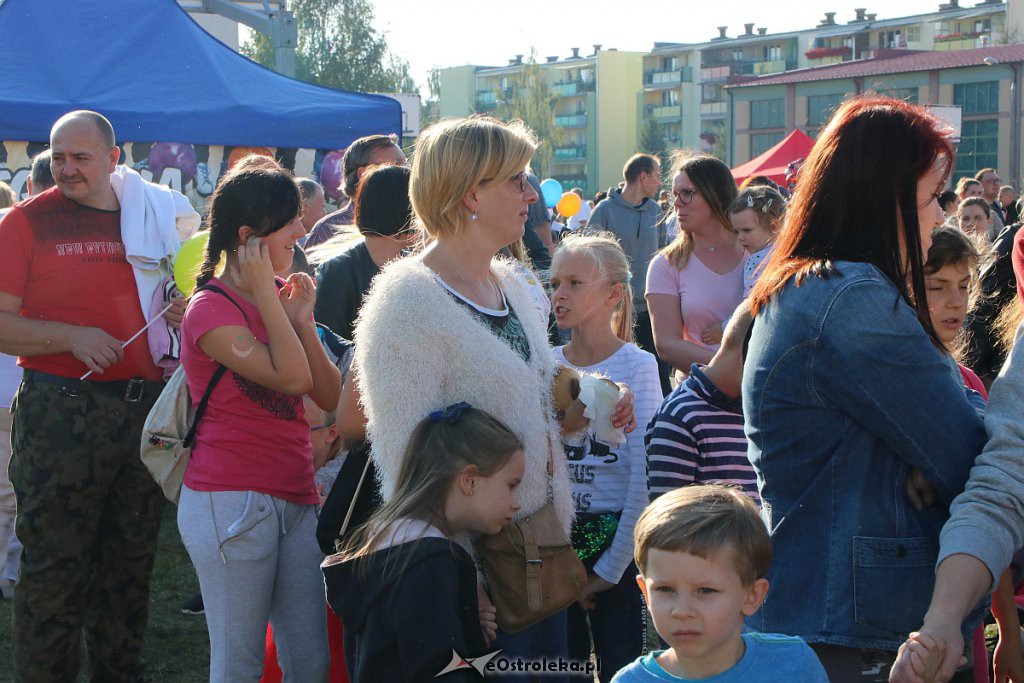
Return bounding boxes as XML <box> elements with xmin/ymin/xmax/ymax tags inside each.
<box><xmin>612</xmin><ymin>485</ymin><xmax>827</xmax><ymax>682</ymax></box>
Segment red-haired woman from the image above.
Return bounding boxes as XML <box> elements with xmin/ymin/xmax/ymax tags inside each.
<box><xmin>741</xmin><ymin>97</ymin><xmax>987</xmax><ymax>681</ymax></box>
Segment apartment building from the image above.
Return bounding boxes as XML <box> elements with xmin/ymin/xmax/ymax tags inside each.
<box><xmin>439</xmin><ymin>48</ymin><xmax>644</xmax><ymax>196</ymax></box>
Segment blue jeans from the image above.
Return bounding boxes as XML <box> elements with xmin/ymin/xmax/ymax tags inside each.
<box><xmin>567</xmin><ymin>564</ymin><xmax>645</xmax><ymax>682</ymax></box>
<box><xmin>493</xmin><ymin>609</ymin><xmax>570</xmax><ymax>683</ymax></box>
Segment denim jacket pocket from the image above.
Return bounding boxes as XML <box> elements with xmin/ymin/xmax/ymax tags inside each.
<box><xmin>215</xmin><ymin>490</ymin><xmax>275</xmax><ymax>563</ymax></box>
<box><xmin>853</xmin><ymin>536</ymin><xmax>936</xmax><ymax>635</ymax></box>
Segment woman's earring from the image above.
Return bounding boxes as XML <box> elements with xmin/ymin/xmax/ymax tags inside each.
<box><xmin>471</xmin><ymin>212</ymin><xmax>478</xmax><ymax>221</ymax></box>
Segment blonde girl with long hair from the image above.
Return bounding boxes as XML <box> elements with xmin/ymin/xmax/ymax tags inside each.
<box><xmin>549</xmin><ymin>232</ymin><xmax>662</xmax><ymax>682</ymax></box>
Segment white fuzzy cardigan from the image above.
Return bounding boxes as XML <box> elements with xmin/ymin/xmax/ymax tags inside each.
<box><xmin>353</xmin><ymin>257</ymin><xmax>573</xmax><ymax>532</ymax></box>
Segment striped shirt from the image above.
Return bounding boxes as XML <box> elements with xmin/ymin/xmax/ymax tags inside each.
<box><xmin>645</xmin><ymin>364</ymin><xmax>758</xmax><ymax>503</ymax></box>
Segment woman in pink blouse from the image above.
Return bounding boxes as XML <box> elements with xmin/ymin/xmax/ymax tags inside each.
<box><xmin>646</xmin><ymin>154</ymin><xmax>745</xmax><ymax>376</ymax></box>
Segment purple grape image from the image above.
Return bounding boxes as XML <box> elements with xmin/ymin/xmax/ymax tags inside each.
<box><xmin>319</xmin><ymin>149</ymin><xmax>346</xmax><ymax>201</ymax></box>
<box><xmin>148</xmin><ymin>142</ymin><xmax>198</xmax><ymax>185</ymax></box>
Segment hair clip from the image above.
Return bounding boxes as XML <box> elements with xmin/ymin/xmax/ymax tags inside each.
<box><xmin>429</xmin><ymin>401</ymin><xmax>472</xmax><ymax>424</ymax></box>
<box><xmin>762</xmin><ymin>199</ymin><xmax>772</xmax><ymax>214</ymax></box>
<box><xmin>746</xmin><ymin>194</ymin><xmax>755</xmax><ymax>208</ymax></box>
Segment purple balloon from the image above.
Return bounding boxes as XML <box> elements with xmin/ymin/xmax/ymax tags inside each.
<box><xmin>320</xmin><ymin>150</ymin><xmax>346</xmax><ymax>201</ymax></box>
<box><xmin>148</xmin><ymin>142</ymin><xmax>197</xmax><ymax>185</ymax></box>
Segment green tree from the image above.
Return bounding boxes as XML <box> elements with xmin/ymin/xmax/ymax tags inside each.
<box><xmin>241</xmin><ymin>0</ymin><xmax>417</xmax><ymax>94</ymax></box>
<box><xmin>638</xmin><ymin>117</ymin><xmax>667</xmax><ymax>163</ymax></box>
<box><xmin>494</xmin><ymin>53</ymin><xmax>561</xmax><ymax>178</ymax></box>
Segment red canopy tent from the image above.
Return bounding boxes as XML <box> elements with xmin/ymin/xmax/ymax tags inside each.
<box><xmin>732</xmin><ymin>129</ymin><xmax>815</xmax><ymax>187</ymax></box>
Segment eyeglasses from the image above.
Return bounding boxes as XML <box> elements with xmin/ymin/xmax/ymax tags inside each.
<box><xmin>512</xmin><ymin>171</ymin><xmax>529</xmax><ymax>193</ymax></box>
<box><xmin>673</xmin><ymin>188</ymin><xmax>700</xmax><ymax>205</ymax></box>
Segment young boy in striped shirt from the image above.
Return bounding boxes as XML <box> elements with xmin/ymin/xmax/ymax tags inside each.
<box><xmin>645</xmin><ymin>301</ymin><xmax>758</xmax><ymax>503</ymax></box>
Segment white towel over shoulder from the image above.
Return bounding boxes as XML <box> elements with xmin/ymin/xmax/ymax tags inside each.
<box><xmin>110</xmin><ymin>165</ymin><xmax>200</xmax><ymax>323</ymax></box>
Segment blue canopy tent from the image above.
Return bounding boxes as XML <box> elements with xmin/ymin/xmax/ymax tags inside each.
<box><xmin>0</xmin><ymin>0</ymin><xmax>401</xmax><ymax>148</ymax></box>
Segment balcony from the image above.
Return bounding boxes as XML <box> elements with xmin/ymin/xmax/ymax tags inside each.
<box><xmin>552</xmin><ymin>80</ymin><xmax>596</xmax><ymax>97</ymax></box>
<box><xmin>555</xmin><ymin>113</ymin><xmax>587</xmax><ymax>128</ymax></box>
<box><xmin>554</xmin><ymin>174</ymin><xmax>587</xmax><ymax>188</ymax></box>
<box><xmin>643</xmin><ymin>67</ymin><xmax>694</xmax><ymax>87</ymax></box>
<box><xmin>475</xmin><ymin>91</ymin><xmax>497</xmax><ymax>109</ymax></box>
<box><xmin>933</xmin><ymin>32</ymin><xmax>996</xmax><ymax>51</ymax></box>
<box><xmin>644</xmin><ymin>104</ymin><xmax>682</xmax><ymax>120</ymax></box>
<box><xmin>700</xmin><ymin>102</ymin><xmax>727</xmax><ymax>118</ymax></box>
<box><xmin>700</xmin><ymin>65</ymin><xmax>731</xmax><ymax>82</ymax></box>
<box><xmin>554</xmin><ymin>145</ymin><xmax>587</xmax><ymax>161</ymax></box>
<box><xmin>752</xmin><ymin>59</ymin><xmax>791</xmax><ymax>76</ymax></box>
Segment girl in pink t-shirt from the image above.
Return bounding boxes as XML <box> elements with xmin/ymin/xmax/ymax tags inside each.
<box><xmin>646</xmin><ymin>155</ymin><xmax>745</xmax><ymax>378</ymax></box>
<box><xmin>177</xmin><ymin>165</ymin><xmax>341</xmax><ymax>682</ymax></box>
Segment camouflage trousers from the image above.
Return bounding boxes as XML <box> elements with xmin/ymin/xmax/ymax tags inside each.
<box><xmin>9</xmin><ymin>374</ymin><xmax>165</xmax><ymax>683</ymax></box>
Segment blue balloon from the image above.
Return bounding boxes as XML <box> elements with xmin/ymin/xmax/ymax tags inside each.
<box><xmin>540</xmin><ymin>178</ymin><xmax>563</xmax><ymax>208</ymax></box>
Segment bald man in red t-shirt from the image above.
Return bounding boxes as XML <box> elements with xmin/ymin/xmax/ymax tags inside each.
<box><xmin>0</xmin><ymin>111</ymin><xmax>166</xmax><ymax>683</ymax></box>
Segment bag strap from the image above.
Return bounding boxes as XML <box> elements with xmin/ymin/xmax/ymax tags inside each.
<box><xmin>181</xmin><ymin>283</ymin><xmax>247</xmax><ymax>448</ymax></box>
<box><xmin>519</xmin><ymin>517</ymin><xmax>544</xmax><ymax>610</ymax></box>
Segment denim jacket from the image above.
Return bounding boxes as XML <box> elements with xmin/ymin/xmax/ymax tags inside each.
<box><xmin>741</xmin><ymin>261</ymin><xmax>987</xmax><ymax>650</ymax></box>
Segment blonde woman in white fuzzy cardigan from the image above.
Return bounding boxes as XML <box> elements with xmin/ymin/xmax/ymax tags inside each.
<box><xmin>352</xmin><ymin>116</ymin><xmax>636</xmax><ymax>682</ymax></box>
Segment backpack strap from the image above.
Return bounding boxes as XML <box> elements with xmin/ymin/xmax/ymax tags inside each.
<box><xmin>181</xmin><ymin>283</ymin><xmax>248</xmax><ymax>448</ymax></box>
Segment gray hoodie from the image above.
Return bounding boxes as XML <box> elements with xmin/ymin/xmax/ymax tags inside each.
<box><xmin>588</xmin><ymin>188</ymin><xmax>663</xmax><ymax>311</ymax></box>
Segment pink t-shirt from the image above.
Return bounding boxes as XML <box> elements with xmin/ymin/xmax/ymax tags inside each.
<box><xmin>645</xmin><ymin>252</ymin><xmax>746</xmax><ymax>353</ymax></box>
<box><xmin>180</xmin><ymin>278</ymin><xmax>317</xmax><ymax>504</ymax></box>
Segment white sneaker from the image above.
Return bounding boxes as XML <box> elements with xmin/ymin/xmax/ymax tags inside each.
<box><xmin>195</xmin><ymin>162</ymin><xmax>215</xmax><ymax>197</ymax></box>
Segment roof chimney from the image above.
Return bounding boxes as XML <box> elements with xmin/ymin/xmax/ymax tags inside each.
<box><xmin>570</xmin><ymin>47</ymin><xmax>580</xmax><ymax>59</ymax></box>
<box><xmin>819</xmin><ymin>12</ymin><xmax>836</xmax><ymax>26</ymax></box>
<box><xmin>716</xmin><ymin>26</ymin><xmax>729</xmax><ymax>39</ymax></box>
<box><xmin>938</xmin><ymin>0</ymin><xmax>959</xmax><ymax>8</ymax></box>
<box><xmin>546</xmin><ymin>56</ymin><xmax>558</xmax><ymax>63</ymax></box>
<box><xmin>515</xmin><ymin>54</ymin><xmax>523</xmax><ymax>64</ymax></box>
<box><xmin>757</xmin><ymin>27</ymin><xmax>768</xmax><ymax>35</ymax></box>
<box><xmin>744</xmin><ymin>23</ymin><xmax>755</xmax><ymax>35</ymax></box>
<box><xmin>854</xmin><ymin>7</ymin><xmax>866</xmax><ymax>21</ymax></box>
<box><xmin>592</xmin><ymin>44</ymin><xmax>602</xmax><ymax>56</ymax></box>
<box><xmin>866</xmin><ymin>13</ymin><xmax>877</xmax><ymax>21</ymax></box>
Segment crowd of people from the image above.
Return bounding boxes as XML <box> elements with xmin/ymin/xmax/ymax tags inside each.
<box><xmin>2</xmin><ymin>98</ymin><xmax>1024</xmax><ymax>683</ymax></box>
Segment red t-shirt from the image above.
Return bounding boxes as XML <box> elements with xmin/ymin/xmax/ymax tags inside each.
<box><xmin>0</xmin><ymin>188</ymin><xmax>162</xmax><ymax>381</ymax></box>
<box><xmin>181</xmin><ymin>278</ymin><xmax>317</xmax><ymax>504</ymax></box>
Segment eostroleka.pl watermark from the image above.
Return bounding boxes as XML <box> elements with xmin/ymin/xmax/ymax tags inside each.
<box><xmin>436</xmin><ymin>650</ymin><xmax>599</xmax><ymax>678</ymax></box>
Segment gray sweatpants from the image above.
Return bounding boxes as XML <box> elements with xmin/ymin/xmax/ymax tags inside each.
<box><xmin>178</xmin><ymin>485</ymin><xmax>330</xmax><ymax>682</ymax></box>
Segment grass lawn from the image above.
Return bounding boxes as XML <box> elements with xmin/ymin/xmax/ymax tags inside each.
<box><xmin>0</xmin><ymin>502</ymin><xmax>211</xmax><ymax>681</ymax></box>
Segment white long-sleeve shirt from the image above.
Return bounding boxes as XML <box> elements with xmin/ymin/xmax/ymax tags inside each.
<box><xmin>554</xmin><ymin>343</ymin><xmax>662</xmax><ymax>584</ymax></box>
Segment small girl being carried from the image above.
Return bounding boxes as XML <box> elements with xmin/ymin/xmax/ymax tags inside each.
<box><xmin>322</xmin><ymin>404</ymin><xmax>525</xmax><ymax>683</ymax></box>
<box><xmin>550</xmin><ymin>232</ymin><xmax>662</xmax><ymax>682</ymax></box>
<box><xmin>701</xmin><ymin>185</ymin><xmax>786</xmax><ymax>346</ymax></box>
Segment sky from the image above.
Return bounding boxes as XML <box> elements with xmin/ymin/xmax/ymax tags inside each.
<box><xmin>370</xmin><ymin>0</ymin><xmax>949</xmax><ymax>94</ymax></box>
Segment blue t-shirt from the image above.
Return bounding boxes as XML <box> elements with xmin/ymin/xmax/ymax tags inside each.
<box><xmin>610</xmin><ymin>633</ymin><xmax>827</xmax><ymax>682</ymax></box>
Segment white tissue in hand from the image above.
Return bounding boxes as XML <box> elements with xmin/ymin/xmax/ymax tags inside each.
<box><xmin>577</xmin><ymin>375</ymin><xmax>626</xmax><ymax>445</ymax></box>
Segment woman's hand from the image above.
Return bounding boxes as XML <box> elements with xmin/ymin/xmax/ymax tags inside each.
<box><xmin>576</xmin><ymin>574</ymin><xmax>615</xmax><ymax>611</ymax></box>
<box><xmin>611</xmin><ymin>383</ymin><xmax>637</xmax><ymax>434</ymax></box>
<box><xmin>700</xmin><ymin>321</ymin><xmax>724</xmax><ymax>346</ymax></box>
<box><xmin>279</xmin><ymin>272</ymin><xmax>317</xmax><ymax>328</ymax></box>
<box><xmin>477</xmin><ymin>584</ymin><xmax>498</xmax><ymax>647</ymax></box>
<box><xmin>906</xmin><ymin>468</ymin><xmax>938</xmax><ymax>511</ymax></box>
<box><xmin>229</xmin><ymin>238</ymin><xmax>277</xmax><ymax>296</ymax></box>
<box><xmin>890</xmin><ymin>624</ymin><xmax>965</xmax><ymax>682</ymax></box>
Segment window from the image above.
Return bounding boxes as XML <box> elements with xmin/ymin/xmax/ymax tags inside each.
<box><xmin>751</xmin><ymin>132</ymin><xmax>785</xmax><ymax>157</ymax></box>
<box><xmin>954</xmin><ymin>81</ymin><xmax>999</xmax><ymax>114</ymax></box>
<box><xmin>702</xmin><ymin>84</ymin><xmax>723</xmax><ymax>102</ymax></box>
<box><xmin>767</xmin><ymin>45</ymin><xmax>782</xmax><ymax>61</ymax></box>
<box><xmin>732</xmin><ymin>49</ymin><xmax>743</xmax><ymax>62</ymax></box>
<box><xmin>750</xmin><ymin>99</ymin><xmax>784</xmax><ymax>129</ymax></box>
<box><xmin>806</xmin><ymin>93</ymin><xmax>845</xmax><ymax>127</ymax></box>
<box><xmin>662</xmin><ymin>90</ymin><xmax>679</xmax><ymax>106</ymax></box>
<box><xmin>661</xmin><ymin>57</ymin><xmax>677</xmax><ymax>70</ymax></box>
<box><xmin>907</xmin><ymin>25</ymin><xmax>921</xmax><ymax>42</ymax></box>
<box><xmin>955</xmin><ymin>119</ymin><xmax>999</xmax><ymax>178</ymax></box>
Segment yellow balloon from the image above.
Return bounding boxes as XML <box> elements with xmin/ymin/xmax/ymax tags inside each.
<box><xmin>557</xmin><ymin>192</ymin><xmax>582</xmax><ymax>218</ymax></box>
<box><xmin>173</xmin><ymin>231</ymin><xmax>210</xmax><ymax>298</ymax></box>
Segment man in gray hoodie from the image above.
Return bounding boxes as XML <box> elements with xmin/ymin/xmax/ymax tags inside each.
<box><xmin>588</xmin><ymin>153</ymin><xmax>669</xmax><ymax>391</ymax></box>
